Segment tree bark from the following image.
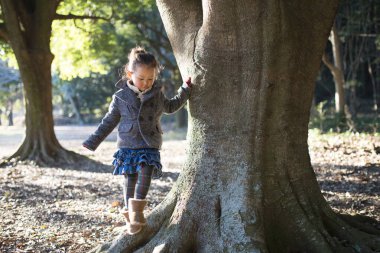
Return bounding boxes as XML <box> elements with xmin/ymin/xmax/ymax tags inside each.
<box><xmin>93</xmin><ymin>0</ymin><xmax>380</xmax><ymax>252</ymax></box>
<box><xmin>0</xmin><ymin>0</ymin><xmax>79</xmax><ymax>165</ymax></box>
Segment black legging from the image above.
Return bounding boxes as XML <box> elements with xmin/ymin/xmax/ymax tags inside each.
<box><xmin>123</xmin><ymin>164</ymin><xmax>153</xmax><ymax>208</ymax></box>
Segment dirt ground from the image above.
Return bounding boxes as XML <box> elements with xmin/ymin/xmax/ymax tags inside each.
<box><xmin>0</xmin><ymin>126</ymin><xmax>379</xmax><ymax>253</ymax></box>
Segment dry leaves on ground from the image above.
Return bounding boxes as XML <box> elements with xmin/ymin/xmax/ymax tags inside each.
<box><xmin>0</xmin><ymin>131</ymin><xmax>379</xmax><ymax>252</ymax></box>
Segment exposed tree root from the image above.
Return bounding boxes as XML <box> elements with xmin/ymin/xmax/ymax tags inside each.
<box><xmin>321</xmin><ymin>207</ymin><xmax>380</xmax><ymax>253</ymax></box>
<box><xmin>92</xmin><ymin>188</ymin><xmax>179</xmax><ymax>253</ymax></box>
<box><xmin>89</xmin><ymin>180</ymin><xmax>380</xmax><ymax>253</ymax></box>
<box><xmin>133</xmin><ymin>199</ymin><xmax>197</xmax><ymax>253</ymax></box>
<box><xmin>264</xmin><ymin>167</ymin><xmax>380</xmax><ymax>253</ymax></box>
<box><xmin>339</xmin><ymin>214</ymin><xmax>380</xmax><ymax>236</ymax></box>
<box><xmin>304</xmin><ymin>181</ymin><xmax>380</xmax><ymax>253</ymax></box>
<box><xmin>0</xmin><ymin>143</ymin><xmax>86</xmax><ymax>168</ymax></box>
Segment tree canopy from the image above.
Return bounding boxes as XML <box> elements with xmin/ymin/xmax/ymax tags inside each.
<box><xmin>0</xmin><ymin>0</ymin><xmax>158</xmax><ymax>80</ymax></box>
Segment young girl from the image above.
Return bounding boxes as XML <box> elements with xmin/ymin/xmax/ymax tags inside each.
<box><xmin>83</xmin><ymin>47</ymin><xmax>192</xmax><ymax>234</ymax></box>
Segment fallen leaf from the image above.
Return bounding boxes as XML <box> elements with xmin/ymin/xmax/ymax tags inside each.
<box><xmin>111</xmin><ymin>201</ymin><xmax>122</xmax><ymax>207</ymax></box>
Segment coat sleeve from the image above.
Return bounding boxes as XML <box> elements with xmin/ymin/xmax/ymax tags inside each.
<box><xmin>83</xmin><ymin>95</ymin><xmax>121</xmax><ymax>151</ymax></box>
<box><xmin>162</xmin><ymin>85</ymin><xmax>191</xmax><ymax>114</ymax></box>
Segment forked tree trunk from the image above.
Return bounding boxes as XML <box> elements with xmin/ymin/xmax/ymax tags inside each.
<box><xmin>322</xmin><ymin>23</ymin><xmax>346</xmax><ymax>117</ymax></box>
<box><xmin>0</xmin><ymin>0</ymin><xmax>78</xmax><ymax>165</ymax></box>
<box><xmin>94</xmin><ymin>1</ymin><xmax>380</xmax><ymax>252</ymax></box>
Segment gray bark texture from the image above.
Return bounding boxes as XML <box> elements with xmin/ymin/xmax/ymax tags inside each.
<box><xmin>93</xmin><ymin>0</ymin><xmax>380</xmax><ymax>252</ymax></box>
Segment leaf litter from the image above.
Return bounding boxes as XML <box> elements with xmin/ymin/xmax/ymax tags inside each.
<box><xmin>0</xmin><ymin>132</ymin><xmax>379</xmax><ymax>252</ymax></box>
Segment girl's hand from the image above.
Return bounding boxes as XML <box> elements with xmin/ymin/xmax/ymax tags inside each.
<box><xmin>185</xmin><ymin>77</ymin><xmax>192</xmax><ymax>88</ymax></box>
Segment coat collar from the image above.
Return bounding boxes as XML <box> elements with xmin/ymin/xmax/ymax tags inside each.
<box><xmin>114</xmin><ymin>79</ymin><xmax>162</xmax><ymax>104</ymax></box>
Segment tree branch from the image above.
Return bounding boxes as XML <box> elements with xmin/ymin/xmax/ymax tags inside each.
<box><xmin>132</xmin><ymin>20</ymin><xmax>176</xmax><ymax>70</ymax></box>
<box><xmin>137</xmin><ymin>27</ymin><xmax>176</xmax><ymax>70</ymax></box>
<box><xmin>322</xmin><ymin>53</ymin><xmax>337</xmax><ymax>72</ymax></box>
<box><xmin>14</xmin><ymin>1</ymin><xmax>33</xmax><ymax>33</ymax></box>
<box><xmin>55</xmin><ymin>0</ymin><xmax>63</xmax><ymax>10</ymax></box>
<box><xmin>0</xmin><ymin>0</ymin><xmax>27</xmax><ymax>52</ymax></box>
<box><xmin>54</xmin><ymin>13</ymin><xmax>110</xmax><ymax>21</ymax></box>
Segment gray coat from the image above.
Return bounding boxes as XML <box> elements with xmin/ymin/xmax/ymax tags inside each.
<box><xmin>83</xmin><ymin>80</ymin><xmax>191</xmax><ymax>151</ymax></box>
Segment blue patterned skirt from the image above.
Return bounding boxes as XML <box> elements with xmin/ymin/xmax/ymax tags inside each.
<box><xmin>112</xmin><ymin>148</ymin><xmax>162</xmax><ymax>179</ymax></box>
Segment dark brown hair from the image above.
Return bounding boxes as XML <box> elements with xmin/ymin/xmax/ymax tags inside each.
<box><xmin>122</xmin><ymin>46</ymin><xmax>162</xmax><ymax>80</ymax></box>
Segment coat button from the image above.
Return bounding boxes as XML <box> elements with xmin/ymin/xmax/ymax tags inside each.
<box><xmin>150</xmin><ymin>102</ymin><xmax>154</xmax><ymax>107</ymax></box>
<box><xmin>148</xmin><ymin>116</ymin><xmax>153</xmax><ymax>121</ymax></box>
<box><xmin>139</xmin><ymin>116</ymin><xmax>144</xmax><ymax>121</ymax></box>
<box><xmin>150</xmin><ymin>131</ymin><xmax>155</xmax><ymax>136</ymax></box>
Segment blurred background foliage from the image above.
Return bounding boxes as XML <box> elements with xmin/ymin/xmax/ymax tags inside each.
<box><xmin>311</xmin><ymin>0</ymin><xmax>379</xmax><ymax>133</ymax></box>
<box><xmin>0</xmin><ymin>0</ymin><xmax>379</xmax><ymax>133</ymax></box>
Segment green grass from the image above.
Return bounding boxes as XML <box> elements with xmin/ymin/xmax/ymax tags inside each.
<box><xmin>309</xmin><ymin>113</ymin><xmax>379</xmax><ymax>134</ymax></box>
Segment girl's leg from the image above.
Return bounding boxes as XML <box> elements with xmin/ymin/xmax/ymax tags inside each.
<box><xmin>122</xmin><ymin>173</ymin><xmax>142</xmax><ymax>234</ymax></box>
<box><xmin>123</xmin><ymin>173</ymin><xmax>138</xmax><ymax>208</ymax></box>
<box><xmin>127</xmin><ymin>165</ymin><xmax>152</xmax><ymax>227</ymax></box>
<box><xmin>135</xmin><ymin>164</ymin><xmax>153</xmax><ymax>199</ymax></box>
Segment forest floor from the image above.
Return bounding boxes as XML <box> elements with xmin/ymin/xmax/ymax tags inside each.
<box><xmin>0</xmin><ymin>126</ymin><xmax>379</xmax><ymax>253</ymax></box>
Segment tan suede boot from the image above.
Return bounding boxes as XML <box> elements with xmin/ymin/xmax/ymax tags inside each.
<box><xmin>128</xmin><ymin>198</ymin><xmax>147</xmax><ymax>226</ymax></box>
<box><xmin>121</xmin><ymin>208</ymin><xmax>141</xmax><ymax>234</ymax></box>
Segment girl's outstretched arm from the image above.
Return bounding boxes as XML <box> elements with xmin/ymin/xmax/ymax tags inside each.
<box><xmin>162</xmin><ymin>77</ymin><xmax>193</xmax><ymax>114</ymax></box>
<box><xmin>83</xmin><ymin>95</ymin><xmax>121</xmax><ymax>151</ymax></box>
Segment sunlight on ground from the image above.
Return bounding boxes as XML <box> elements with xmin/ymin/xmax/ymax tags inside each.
<box><xmin>0</xmin><ymin>125</ymin><xmax>187</xmax><ymax>159</ymax></box>
<box><xmin>0</xmin><ymin>125</ymin><xmax>379</xmax><ymax>252</ymax></box>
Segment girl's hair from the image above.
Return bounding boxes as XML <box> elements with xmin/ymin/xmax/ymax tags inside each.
<box><xmin>122</xmin><ymin>46</ymin><xmax>162</xmax><ymax>80</ymax></box>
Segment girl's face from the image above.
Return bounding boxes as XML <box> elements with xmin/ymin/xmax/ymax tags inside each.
<box><xmin>128</xmin><ymin>65</ymin><xmax>157</xmax><ymax>92</ymax></box>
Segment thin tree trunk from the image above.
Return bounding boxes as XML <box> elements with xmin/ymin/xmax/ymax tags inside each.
<box><xmin>322</xmin><ymin>51</ymin><xmax>349</xmax><ymax>129</ymax></box>
<box><xmin>331</xmin><ymin>23</ymin><xmax>346</xmax><ymax>113</ymax></box>
<box><xmin>322</xmin><ymin>24</ymin><xmax>349</xmax><ymax>129</ymax></box>
<box><xmin>322</xmin><ymin>50</ymin><xmax>345</xmax><ymax>114</ymax></box>
<box><xmin>368</xmin><ymin>60</ymin><xmax>378</xmax><ymax>112</ymax></box>
<box><xmin>67</xmin><ymin>93</ymin><xmax>84</xmax><ymax>125</ymax></box>
<box><xmin>6</xmin><ymin>100</ymin><xmax>13</xmax><ymax>126</ymax></box>
<box><xmin>93</xmin><ymin>0</ymin><xmax>380</xmax><ymax>252</ymax></box>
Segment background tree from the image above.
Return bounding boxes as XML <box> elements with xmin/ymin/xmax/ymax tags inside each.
<box><xmin>322</xmin><ymin>23</ymin><xmax>346</xmax><ymax>115</ymax></box>
<box><xmin>0</xmin><ymin>59</ymin><xmax>20</xmax><ymax>126</ymax></box>
<box><xmin>314</xmin><ymin>0</ymin><xmax>379</xmax><ymax>132</ymax></box>
<box><xmin>93</xmin><ymin>0</ymin><xmax>380</xmax><ymax>252</ymax></box>
<box><xmin>0</xmin><ymin>0</ymin><xmax>113</xmax><ymax>165</ymax></box>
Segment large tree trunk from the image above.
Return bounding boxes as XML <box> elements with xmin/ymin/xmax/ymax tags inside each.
<box><xmin>0</xmin><ymin>0</ymin><xmax>79</xmax><ymax>165</ymax></box>
<box><xmin>94</xmin><ymin>1</ymin><xmax>380</xmax><ymax>252</ymax></box>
